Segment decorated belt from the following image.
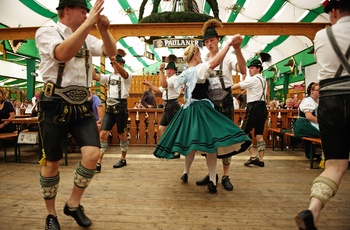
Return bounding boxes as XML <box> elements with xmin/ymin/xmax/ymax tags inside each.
<box><xmin>43</xmin><ymin>82</ymin><xmax>89</xmax><ymax>105</ymax></box>
<box><xmin>319</xmin><ymin>76</ymin><xmax>350</xmax><ymax>97</ymax></box>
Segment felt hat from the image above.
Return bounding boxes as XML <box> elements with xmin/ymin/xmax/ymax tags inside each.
<box><xmin>56</xmin><ymin>0</ymin><xmax>90</xmax><ymax>12</ymax></box>
<box><xmin>203</xmin><ymin>27</ymin><xmax>220</xmax><ymax>42</ymax></box>
<box><xmin>323</xmin><ymin>0</ymin><xmax>350</xmax><ymax>13</ymax></box>
<box><xmin>116</xmin><ymin>54</ymin><xmax>125</xmax><ymax>64</ymax></box>
<box><xmin>202</xmin><ymin>19</ymin><xmax>223</xmax><ymax>42</ymax></box>
<box><xmin>165</xmin><ymin>61</ymin><xmax>177</xmax><ymax>70</ymax></box>
<box><xmin>248</xmin><ymin>59</ymin><xmax>263</xmax><ymax>69</ymax></box>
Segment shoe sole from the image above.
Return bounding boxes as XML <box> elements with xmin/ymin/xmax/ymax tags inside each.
<box><xmin>295</xmin><ymin>215</ymin><xmax>310</xmax><ymax>230</ymax></box>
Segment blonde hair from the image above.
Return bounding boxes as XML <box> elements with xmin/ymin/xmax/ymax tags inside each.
<box><xmin>183</xmin><ymin>45</ymin><xmax>199</xmax><ymax>62</ymax></box>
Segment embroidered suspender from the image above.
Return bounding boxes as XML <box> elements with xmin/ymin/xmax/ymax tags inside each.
<box><xmin>326</xmin><ymin>27</ymin><xmax>350</xmax><ymax>77</ymax></box>
<box><xmin>55</xmin><ymin>28</ymin><xmax>90</xmax><ymax>87</ymax></box>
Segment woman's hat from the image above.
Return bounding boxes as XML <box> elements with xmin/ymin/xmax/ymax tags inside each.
<box><xmin>323</xmin><ymin>0</ymin><xmax>350</xmax><ymax>13</ymax></box>
<box><xmin>56</xmin><ymin>0</ymin><xmax>90</xmax><ymax>12</ymax></box>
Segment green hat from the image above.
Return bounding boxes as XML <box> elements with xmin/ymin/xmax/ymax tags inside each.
<box><xmin>248</xmin><ymin>59</ymin><xmax>263</xmax><ymax>70</ymax></box>
<box><xmin>56</xmin><ymin>0</ymin><xmax>90</xmax><ymax>12</ymax></box>
<box><xmin>165</xmin><ymin>61</ymin><xmax>177</xmax><ymax>70</ymax></box>
<box><xmin>203</xmin><ymin>27</ymin><xmax>220</xmax><ymax>42</ymax></box>
<box><xmin>116</xmin><ymin>54</ymin><xmax>125</xmax><ymax>64</ymax></box>
<box><xmin>323</xmin><ymin>0</ymin><xmax>350</xmax><ymax>13</ymax></box>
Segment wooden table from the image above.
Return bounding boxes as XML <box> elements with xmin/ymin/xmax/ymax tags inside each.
<box><xmin>2</xmin><ymin>117</ymin><xmax>39</xmax><ymax>163</ymax></box>
<box><xmin>2</xmin><ymin>117</ymin><xmax>68</xmax><ymax>165</ymax></box>
<box><xmin>3</xmin><ymin>117</ymin><xmax>38</xmax><ymax>125</ymax></box>
<box><xmin>15</xmin><ymin>114</ymin><xmax>32</xmax><ymax>118</ymax></box>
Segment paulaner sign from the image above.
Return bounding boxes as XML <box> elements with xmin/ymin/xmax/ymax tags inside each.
<box><xmin>153</xmin><ymin>38</ymin><xmax>203</xmax><ymax>48</ymax></box>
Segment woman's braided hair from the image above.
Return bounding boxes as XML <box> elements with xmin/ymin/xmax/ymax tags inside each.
<box><xmin>183</xmin><ymin>45</ymin><xmax>198</xmax><ymax>62</ymax></box>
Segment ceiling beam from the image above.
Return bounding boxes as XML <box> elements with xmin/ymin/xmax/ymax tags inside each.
<box><xmin>0</xmin><ymin>22</ymin><xmax>329</xmax><ymax>41</ymax></box>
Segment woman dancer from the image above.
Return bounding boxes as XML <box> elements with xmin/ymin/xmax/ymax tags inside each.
<box><xmin>154</xmin><ymin>36</ymin><xmax>251</xmax><ymax>193</ymax></box>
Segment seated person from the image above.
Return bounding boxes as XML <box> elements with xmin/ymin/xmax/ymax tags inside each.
<box><xmin>283</xmin><ymin>98</ymin><xmax>294</xmax><ymax>109</ymax></box>
<box><xmin>0</xmin><ymin>89</ymin><xmax>16</xmax><ymax>133</ymax></box>
<box><xmin>268</xmin><ymin>100</ymin><xmax>277</xmax><ymax>109</ymax></box>
<box><xmin>293</xmin><ymin>82</ymin><xmax>320</xmax><ymax>159</ymax></box>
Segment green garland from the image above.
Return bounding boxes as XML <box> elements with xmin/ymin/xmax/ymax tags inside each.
<box><xmin>139</xmin><ymin>0</ymin><xmax>219</xmax><ymax>22</ymax></box>
<box><xmin>139</xmin><ymin>0</ymin><xmax>148</xmax><ymax>21</ymax></box>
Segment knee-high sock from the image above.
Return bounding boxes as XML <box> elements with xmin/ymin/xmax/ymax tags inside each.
<box><xmin>183</xmin><ymin>151</ymin><xmax>195</xmax><ymax>174</ymax></box>
<box><xmin>206</xmin><ymin>153</ymin><xmax>217</xmax><ymax>185</ymax></box>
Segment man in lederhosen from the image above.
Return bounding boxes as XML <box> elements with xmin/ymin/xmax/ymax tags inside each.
<box><xmin>231</xmin><ymin>59</ymin><xmax>268</xmax><ymax>167</ymax></box>
<box><xmin>35</xmin><ymin>0</ymin><xmax>117</xmax><ymax>228</ymax></box>
<box><xmin>196</xmin><ymin>19</ymin><xmax>247</xmax><ymax>191</ymax></box>
<box><xmin>142</xmin><ymin>55</ymin><xmax>181</xmax><ymax>158</ymax></box>
<box><xmin>94</xmin><ymin>49</ymin><xmax>132</xmax><ymax>172</ymax></box>
<box><xmin>295</xmin><ymin>1</ymin><xmax>350</xmax><ymax>229</ymax></box>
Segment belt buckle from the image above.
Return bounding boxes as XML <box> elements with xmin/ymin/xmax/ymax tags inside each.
<box><xmin>44</xmin><ymin>83</ymin><xmax>54</xmax><ymax>97</ymax></box>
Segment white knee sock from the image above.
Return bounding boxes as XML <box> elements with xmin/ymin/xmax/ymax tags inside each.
<box><xmin>183</xmin><ymin>151</ymin><xmax>195</xmax><ymax>174</ymax></box>
<box><xmin>206</xmin><ymin>153</ymin><xmax>217</xmax><ymax>185</ymax></box>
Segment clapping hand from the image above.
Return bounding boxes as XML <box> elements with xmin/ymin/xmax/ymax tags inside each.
<box><xmin>231</xmin><ymin>34</ymin><xmax>243</xmax><ymax>50</ymax></box>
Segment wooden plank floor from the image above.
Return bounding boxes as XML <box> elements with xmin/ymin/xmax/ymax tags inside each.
<box><xmin>0</xmin><ymin>145</ymin><xmax>349</xmax><ymax>230</ymax></box>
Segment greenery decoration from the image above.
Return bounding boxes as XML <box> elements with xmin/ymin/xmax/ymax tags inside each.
<box><xmin>139</xmin><ymin>11</ymin><xmax>215</xmax><ymax>23</ymax></box>
<box><xmin>139</xmin><ymin>0</ymin><xmax>219</xmax><ymax>21</ymax></box>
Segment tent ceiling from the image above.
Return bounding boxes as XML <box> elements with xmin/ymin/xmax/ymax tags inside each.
<box><xmin>0</xmin><ymin>0</ymin><xmax>329</xmax><ymax>78</ymax></box>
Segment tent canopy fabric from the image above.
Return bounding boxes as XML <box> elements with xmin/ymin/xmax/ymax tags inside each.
<box><xmin>0</xmin><ymin>0</ymin><xmax>329</xmax><ymax>88</ymax></box>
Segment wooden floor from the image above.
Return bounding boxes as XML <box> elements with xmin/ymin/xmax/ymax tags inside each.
<box><xmin>0</xmin><ymin>145</ymin><xmax>349</xmax><ymax>230</ymax></box>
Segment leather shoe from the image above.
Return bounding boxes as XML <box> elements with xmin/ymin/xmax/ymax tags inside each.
<box><xmin>196</xmin><ymin>174</ymin><xmax>218</xmax><ymax>186</ymax></box>
<box><xmin>172</xmin><ymin>152</ymin><xmax>180</xmax><ymax>159</ymax></box>
<box><xmin>221</xmin><ymin>176</ymin><xmax>233</xmax><ymax>191</ymax></box>
<box><xmin>244</xmin><ymin>156</ymin><xmax>264</xmax><ymax>167</ymax></box>
<box><xmin>181</xmin><ymin>173</ymin><xmax>188</xmax><ymax>183</ymax></box>
<box><xmin>45</xmin><ymin>214</ymin><xmax>60</xmax><ymax>230</ymax></box>
<box><xmin>295</xmin><ymin>210</ymin><xmax>317</xmax><ymax>230</ymax></box>
<box><xmin>64</xmin><ymin>203</ymin><xmax>91</xmax><ymax>227</ymax></box>
<box><xmin>207</xmin><ymin>181</ymin><xmax>217</xmax><ymax>194</ymax></box>
<box><xmin>113</xmin><ymin>159</ymin><xmax>127</xmax><ymax>168</ymax></box>
<box><xmin>96</xmin><ymin>163</ymin><xmax>101</xmax><ymax>173</ymax></box>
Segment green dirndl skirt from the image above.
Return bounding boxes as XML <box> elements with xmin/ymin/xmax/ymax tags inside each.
<box><xmin>293</xmin><ymin>118</ymin><xmax>320</xmax><ymax>138</ymax></box>
<box><xmin>154</xmin><ymin>100</ymin><xmax>251</xmax><ymax>159</ymax></box>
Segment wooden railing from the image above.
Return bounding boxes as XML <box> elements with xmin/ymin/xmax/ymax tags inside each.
<box><xmin>108</xmin><ymin>108</ymin><xmax>298</xmax><ymax>147</ymax></box>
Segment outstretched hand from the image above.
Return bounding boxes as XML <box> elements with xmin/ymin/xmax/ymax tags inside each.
<box><xmin>97</xmin><ymin>14</ymin><xmax>110</xmax><ymax>32</ymax></box>
<box><xmin>231</xmin><ymin>34</ymin><xmax>243</xmax><ymax>50</ymax></box>
<box><xmin>85</xmin><ymin>0</ymin><xmax>104</xmax><ymax>28</ymax></box>
<box><xmin>142</xmin><ymin>80</ymin><xmax>151</xmax><ymax>86</ymax></box>
<box><xmin>159</xmin><ymin>63</ymin><xmax>165</xmax><ymax>71</ymax></box>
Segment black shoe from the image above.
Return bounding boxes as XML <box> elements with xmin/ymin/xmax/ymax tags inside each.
<box><xmin>244</xmin><ymin>156</ymin><xmax>263</xmax><ymax>167</ymax></box>
<box><xmin>63</xmin><ymin>203</ymin><xmax>91</xmax><ymax>227</ymax></box>
<box><xmin>207</xmin><ymin>181</ymin><xmax>217</xmax><ymax>194</ymax></box>
<box><xmin>96</xmin><ymin>163</ymin><xmax>101</xmax><ymax>173</ymax></box>
<box><xmin>257</xmin><ymin>161</ymin><xmax>265</xmax><ymax>167</ymax></box>
<box><xmin>113</xmin><ymin>159</ymin><xmax>126</xmax><ymax>168</ymax></box>
<box><xmin>172</xmin><ymin>152</ymin><xmax>180</xmax><ymax>159</ymax></box>
<box><xmin>45</xmin><ymin>215</ymin><xmax>60</xmax><ymax>230</ymax></box>
<box><xmin>196</xmin><ymin>174</ymin><xmax>218</xmax><ymax>186</ymax></box>
<box><xmin>295</xmin><ymin>210</ymin><xmax>318</xmax><ymax>230</ymax></box>
<box><xmin>221</xmin><ymin>176</ymin><xmax>233</xmax><ymax>191</ymax></box>
<box><xmin>181</xmin><ymin>173</ymin><xmax>188</xmax><ymax>183</ymax></box>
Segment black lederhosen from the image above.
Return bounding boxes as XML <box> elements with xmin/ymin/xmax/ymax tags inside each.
<box><xmin>241</xmin><ymin>101</ymin><xmax>268</xmax><ymax>137</ymax></box>
<box><xmin>160</xmin><ymin>99</ymin><xmax>180</xmax><ymax>126</ymax></box>
<box><xmin>38</xmin><ymin>93</ymin><xmax>100</xmax><ymax>161</ymax></box>
<box><xmin>212</xmin><ymin>87</ymin><xmax>234</xmax><ymax>120</ymax></box>
<box><xmin>318</xmin><ymin>76</ymin><xmax>350</xmax><ymax>160</ymax></box>
<box><xmin>101</xmin><ymin>99</ymin><xmax>128</xmax><ymax>134</ymax></box>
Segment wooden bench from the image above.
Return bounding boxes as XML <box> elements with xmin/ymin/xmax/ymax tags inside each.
<box><xmin>0</xmin><ymin>131</ymin><xmax>19</xmax><ymax>162</ymax></box>
<box><xmin>284</xmin><ymin>132</ymin><xmax>322</xmax><ymax>169</ymax></box>
<box><xmin>16</xmin><ymin>130</ymin><xmax>68</xmax><ymax>166</ymax></box>
<box><xmin>267</xmin><ymin>128</ymin><xmax>284</xmax><ymax>151</ymax></box>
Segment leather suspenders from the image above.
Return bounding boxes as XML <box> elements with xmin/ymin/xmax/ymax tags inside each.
<box><xmin>55</xmin><ymin>29</ymin><xmax>90</xmax><ymax>87</ymax></box>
